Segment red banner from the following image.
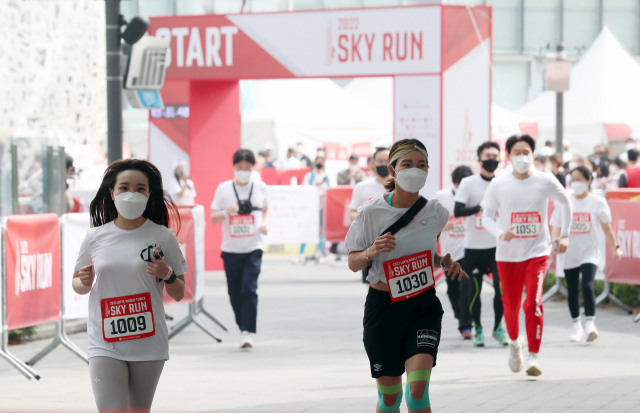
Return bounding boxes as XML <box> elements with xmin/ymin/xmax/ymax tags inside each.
<box><xmin>164</xmin><ymin>208</ymin><xmax>195</xmax><ymax>305</ymax></box>
<box><xmin>325</xmin><ymin>187</ymin><xmax>354</xmax><ymax>243</ymax></box>
<box><xmin>5</xmin><ymin>214</ymin><xmax>61</xmax><ymax>330</ymax></box>
<box><xmin>606</xmin><ymin>200</ymin><xmax>640</xmax><ymax>285</ymax></box>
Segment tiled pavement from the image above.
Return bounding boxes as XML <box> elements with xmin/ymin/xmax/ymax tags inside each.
<box><xmin>1</xmin><ymin>256</ymin><xmax>639</xmax><ymax>412</ymax></box>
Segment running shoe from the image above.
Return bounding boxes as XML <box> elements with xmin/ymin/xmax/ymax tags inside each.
<box><xmin>569</xmin><ymin>321</ymin><xmax>584</xmax><ymax>342</ymax></box>
<box><xmin>291</xmin><ymin>255</ymin><xmax>305</xmax><ymax>265</ymax></box>
<box><xmin>492</xmin><ymin>326</ymin><xmax>509</xmax><ymax>346</ymax></box>
<box><xmin>240</xmin><ymin>331</ymin><xmax>253</xmax><ymax>349</ymax></box>
<box><xmin>474</xmin><ymin>329</ymin><xmax>485</xmax><ymax>347</ymax></box>
<box><xmin>525</xmin><ymin>353</ymin><xmax>542</xmax><ymax>376</ymax></box>
<box><xmin>508</xmin><ymin>335</ymin><xmax>524</xmax><ymax>373</ymax></box>
<box><xmin>585</xmin><ymin>318</ymin><xmax>598</xmax><ymax>342</ymax></box>
<box><xmin>461</xmin><ymin>329</ymin><xmax>473</xmax><ymax>340</ymax></box>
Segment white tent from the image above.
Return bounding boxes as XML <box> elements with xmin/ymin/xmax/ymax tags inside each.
<box><xmin>517</xmin><ymin>27</ymin><xmax>640</xmax><ymax>156</ymax></box>
<box><xmin>241</xmin><ymin>78</ymin><xmax>393</xmax><ymax>159</ymax></box>
<box><xmin>491</xmin><ymin>103</ymin><xmax>538</xmax><ymax>143</ymax></box>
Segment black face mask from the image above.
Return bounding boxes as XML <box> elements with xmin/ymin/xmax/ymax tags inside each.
<box><xmin>482</xmin><ymin>159</ymin><xmax>499</xmax><ymax>173</ymax></box>
<box><xmin>376</xmin><ymin>165</ymin><xmax>390</xmax><ymax>178</ymax></box>
<box><xmin>316</xmin><ymin>163</ymin><xmax>324</xmax><ymax>170</ymax></box>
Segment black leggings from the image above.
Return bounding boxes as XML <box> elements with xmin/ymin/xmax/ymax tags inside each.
<box><xmin>564</xmin><ymin>263</ymin><xmax>597</xmax><ymax>318</ymax></box>
<box><xmin>445</xmin><ymin>258</ymin><xmax>464</xmax><ymax>321</ymax></box>
<box><xmin>459</xmin><ymin>248</ymin><xmax>503</xmax><ymax>331</ymax></box>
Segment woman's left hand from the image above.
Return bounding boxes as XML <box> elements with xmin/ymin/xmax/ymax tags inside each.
<box><xmin>614</xmin><ymin>246</ymin><xmax>623</xmax><ymax>261</ymax></box>
<box><xmin>260</xmin><ymin>223</ymin><xmax>269</xmax><ymax>235</ymax></box>
<box><xmin>147</xmin><ymin>249</ymin><xmax>171</xmax><ymax>280</ymax></box>
<box><xmin>442</xmin><ymin>253</ymin><xmax>469</xmax><ymax>281</ymax></box>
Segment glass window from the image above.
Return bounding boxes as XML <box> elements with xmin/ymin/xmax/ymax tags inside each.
<box><xmin>323</xmin><ymin>0</ymin><xmax>363</xmax><ymax>8</ymax></box>
<box><xmin>524</xmin><ymin>0</ymin><xmax>561</xmax><ymax>54</ymax></box>
<box><xmin>138</xmin><ymin>0</ymin><xmax>175</xmax><ymax>16</ymax></box>
<box><xmin>120</xmin><ymin>0</ymin><xmax>139</xmax><ymax>21</ymax></box>
<box><xmin>249</xmin><ymin>0</ymin><xmax>289</xmax><ymax>12</ymax></box>
<box><xmin>492</xmin><ymin>60</ymin><xmax>530</xmax><ymax>110</ymax></box>
<box><xmin>294</xmin><ymin>0</ymin><xmax>323</xmax><ymax>10</ymax></box>
<box><xmin>213</xmin><ymin>0</ymin><xmax>243</xmax><ymax>14</ymax></box>
<box><xmin>0</xmin><ymin>137</ymin><xmax>12</xmax><ymax>216</ymax></box>
<box><xmin>603</xmin><ymin>0</ymin><xmax>640</xmax><ymax>55</ymax></box>
<box><xmin>563</xmin><ymin>0</ymin><xmax>599</xmax><ymax>56</ymax></box>
<box><xmin>363</xmin><ymin>0</ymin><xmax>401</xmax><ymax>7</ymax></box>
<box><xmin>176</xmin><ymin>0</ymin><xmax>214</xmax><ymax>14</ymax></box>
<box><xmin>487</xmin><ymin>0</ymin><xmax>523</xmax><ymax>54</ymax></box>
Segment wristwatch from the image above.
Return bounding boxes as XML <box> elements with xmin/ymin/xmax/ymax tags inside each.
<box><xmin>164</xmin><ymin>272</ymin><xmax>177</xmax><ymax>284</ymax></box>
<box><xmin>440</xmin><ymin>257</ymin><xmax>448</xmax><ymax>270</ymax></box>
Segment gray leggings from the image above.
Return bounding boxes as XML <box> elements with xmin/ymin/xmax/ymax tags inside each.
<box><xmin>88</xmin><ymin>356</ymin><xmax>165</xmax><ymax>412</ymax></box>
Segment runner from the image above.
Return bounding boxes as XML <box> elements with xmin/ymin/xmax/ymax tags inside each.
<box><xmin>346</xmin><ymin>139</ymin><xmax>468</xmax><ymax>413</ymax></box>
<box><xmin>434</xmin><ymin>165</ymin><xmax>472</xmax><ymax>337</ymax></box>
<box><xmin>481</xmin><ymin>135</ymin><xmax>572</xmax><ymax>376</ymax></box>
<box><xmin>550</xmin><ymin>165</ymin><xmax>622</xmax><ymax>342</ymax></box>
<box><xmin>72</xmin><ymin>159</ymin><xmax>188</xmax><ymax>412</ymax></box>
<box><xmin>454</xmin><ymin>141</ymin><xmax>509</xmax><ymax>346</ymax></box>
<box><xmin>349</xmin><ymin>147</ymin><xmax>391</xmax><ymax>282</ymax></box>
<box><xmin>210</xmin><ymin>149</ymin><xmax>270</xmax><ymax>349</ymax></box>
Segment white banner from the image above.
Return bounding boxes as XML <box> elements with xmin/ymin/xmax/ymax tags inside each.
<box><xmin>61</xmin><ymin>213</ymin><xmax>91</xmax><ymax>320</ymax></box>
<box><xmin>263</xmin><ymin>186</ymin><xmax>320</xmax><ymax>244</ymax></box>
<box><xmin>192</xmin><ymin>205</ymin><xmax>207</xmax><ymax>301</ymax></box>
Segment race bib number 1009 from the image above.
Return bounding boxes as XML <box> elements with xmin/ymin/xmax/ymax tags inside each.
<box><xmin>511</xmin><ymin>211</ymin><xmax>542</xmax><ymax>238</ymax></box>
<box><xmin>101</xmin><ymin>292</ymin><xmax>155</xmax><ymax>343</ymax></box>
<box><xmin>383</xmin><ymin>250</ymin><xmax>435</xmax><ymax>303</ymax></box>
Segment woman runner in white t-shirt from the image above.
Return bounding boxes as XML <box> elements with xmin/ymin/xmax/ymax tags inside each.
<box><xmin>550</xmin><ymin>165</ymin><xmax>622</xmax><ymax>343</ymax></box>
<box><xmin>73</xmin><ymin>159</ymin><xmax>188</xmax><ymax>412</ymax></box>
<box><xmin>346</xmin><ymin>139</ymin><xmax>467</xmax><ymax>413</ymax></box>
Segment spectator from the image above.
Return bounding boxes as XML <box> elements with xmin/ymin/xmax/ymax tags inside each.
<box><xmin>539</xmin><ymin>140</ymin><xmax>554</xmax><ymax>157</ymax></box>
<box><xmin>279</xmin><ymin>148</ymin><xmax>302</xmax><ymax>169</ymax></box>
<box><xmin>548</xmin><ymin>153</ymin><xmax>567</xmax><ymax>188</ymax></box>
<box><xmin>618</xmin><ymin>149</ymin><xmax>640</xmax><ymax>188</ymax></box>
<box><xmin>255</xmin><ymin>152</ymin><xmax>267</xmax><ymax>171</ymax></box>
<box><xmin>592</xmin><ymin>159</ymin><xmax>610</xmax><ymax>191</ymax></box>
<box><xmin>264</xmin><ymin>146</ymin><xmax>276</xmax><ymax>168</ymax></box>
<box><xmin>619</xmin><ymin>138</ymin><xmax>637</xmax><ymax>163</ymax></box>
<box><xmin>337</xmin><ymin>154</ymin><xmax>366</xmax><ymax>185</ymax></box>
<box><xmin>608</xmin><ymin>157</ymin><xmax>625</xmax><ymax>188</ymax></box>
<box><xmin>562</xmin><ymin>139</ymin><xmax>573</xmax><ymax>164</ymax></box>
<box><xmin>366</xmin><ymin>155</ymin><xmax>374</xmax><ymax>176</ymax></box>
<box><xmin>168</xmin><ymin>161</ymin><xmax>197</xmax><ymax>206</ymax></box>
<box><xmin>534</xmin><ymin>155</ymin><xmax>548</xmax><ymax>172</ymax></box>
<box><xmin>295</xmin><ymin>142</ymin><xmax>312</xmax><ymax>168</ymax></box>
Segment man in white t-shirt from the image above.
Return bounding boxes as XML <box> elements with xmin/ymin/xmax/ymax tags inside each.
<box><xmin>210</xmin><ymin>149</ymin><xmax>271</xmax><ymax>349</ymax></box>
<box><xmin>481</xmin><ymin>135</ymin><xmax>572</xmax><ymax>377</ymax></box>
<box><xmin>349</xmin><ymin>147</ymin><xmax>391</xmax><ymax>221</ymax></box>
<box><xmin>435</xmin><ymin>165</ymin><xmax>472</xmax><ymax>335</ymax></box>
<box><xmin>454</xmin><ymin>141</ymin><xmax>509</xmax><ymax>347</ymax></box>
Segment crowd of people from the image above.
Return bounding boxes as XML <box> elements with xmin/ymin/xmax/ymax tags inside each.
<box><xmin>70</xmin><ymin>134</ymin><xmax>636</xmax><ymax>413</ymax></box>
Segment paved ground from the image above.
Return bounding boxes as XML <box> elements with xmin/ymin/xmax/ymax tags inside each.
<box><xmin>1</xmin><ymin>255</ymin><xmax>639</xmax><ymax>413</ymax></box>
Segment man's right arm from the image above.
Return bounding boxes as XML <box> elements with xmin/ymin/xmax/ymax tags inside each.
<box><xmin>454</xmin><ymin>202</ymin><xmax>481</xmax><ymax>218</ymax></box>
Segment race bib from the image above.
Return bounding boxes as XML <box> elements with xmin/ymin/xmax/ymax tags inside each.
<box><xmin>383</xmin><ymin>250</ymin><xmax>435</xmax><ymax>303</ymax></box>
<box><xmin>511</xmin><ymin>212</ymin><xmax>542</xmax><ymax>238</ymax></box>
<box><xmin>449</xmin><ymin>216</ymin><xmax>466</xmax><ymax>237</ymax></box>
<box><xmin>570</xmin><ymin>212</ymin><xmax>591</xmax><ymax>234</ymax></box>
<box><xmin>101</xmin><ymin>292</ymin><xmax>155</xmax><ymax>343</ymax></box>
<box><xmin>229</xmin><ymin>214</ymin><xmax>255</xmax><ymax>237</ymax></box>
<box><xmin>475</xmin><ymin>212</ymin><xmax>484</xmax><ymax>229</ymax></box>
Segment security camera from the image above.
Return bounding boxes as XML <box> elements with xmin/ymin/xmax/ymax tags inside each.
<box><xmin>122</xmin><ymin>16</ymin><xmax>150</xmax><ymax>45</ymax></box>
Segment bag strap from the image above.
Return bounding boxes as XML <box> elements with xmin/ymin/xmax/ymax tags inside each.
<box><xmin>380</xmin><ymin>195</ymin><xmax>428</xmax><ymax>236</ymax></box>
<box><xmin>232</xmin><ymin>181</ymin><xmax>254</xmax><ymax>203</ymax></box>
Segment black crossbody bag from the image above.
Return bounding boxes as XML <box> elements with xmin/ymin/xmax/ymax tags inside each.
<box><xmin>362</xmin><ymin>196</ymin><xmax>428</xmax><ymax>278</ymax></box>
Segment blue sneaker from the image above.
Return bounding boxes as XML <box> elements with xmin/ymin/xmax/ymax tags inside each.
<box><xmin>474</xmin><ymin>329</ymin><xmax>485</xmax><ymax>347</ymax></box>
<box><xmin>461</xmin><ymin>329</ymin><xmax>473</xmax><ymax>340</ymax></box>
<box><xmin>493</xmin><ymin>325</ymin><xmax>509</xmax><ymax>346</ymax></box>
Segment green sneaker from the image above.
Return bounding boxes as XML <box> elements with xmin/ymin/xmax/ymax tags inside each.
<box><xmin>493</xmin><ymin>325</ymin><xmax>509</xmax><ymax>346</ymax></box>
<box><xmin>474</xmin><ymin>329</ymin><xmax>485</xmax><ymax>347</ymax></box>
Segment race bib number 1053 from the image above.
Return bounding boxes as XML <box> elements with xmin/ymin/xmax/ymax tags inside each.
<box><xmin>101</xmin><ymin>292</ymin><xmax>155</xmax><ymax>343</ymax></box>
<box><xmin>383</xmin><ymin>250</ymin><xmax>435</xmax><ymax>303</ymax></box>
<box><xmin>511</xmin><ymin>211</ymin><xmax>542</xmax><ymax>238</ymax></box>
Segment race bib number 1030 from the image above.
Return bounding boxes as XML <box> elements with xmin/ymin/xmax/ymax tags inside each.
<box><xmin>383</xmin><ymin>250</ymin><xmax>435</xmax><ymax>303</ymax></box>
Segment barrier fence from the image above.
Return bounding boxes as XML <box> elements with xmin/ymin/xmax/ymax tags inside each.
<box><xmin>0</xmin><ymin>206</ymin><xmax>225</xmax><ymax>380</ymax></box>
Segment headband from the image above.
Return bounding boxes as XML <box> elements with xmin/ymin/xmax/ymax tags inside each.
<box><xmin>389</xmin><ymin>144</ymin><xmax>429</xmax><ymax>164</ymax></box>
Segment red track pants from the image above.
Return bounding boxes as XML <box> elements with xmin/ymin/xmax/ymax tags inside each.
<box><xmin>497</xmin><ymin>256</ymin><xmax>547</xmax><ymax>354</ymax></box>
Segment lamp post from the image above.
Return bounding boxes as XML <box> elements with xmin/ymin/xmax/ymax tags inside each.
<box><xmin>105</xmin><ymin>0</ymin><xmax>123</xmax><ymax>164</ymax></box>
<box><xmin>555</xmin><ymin>43</ymin><xmax>566</xmax><ymax>156</ymax></box>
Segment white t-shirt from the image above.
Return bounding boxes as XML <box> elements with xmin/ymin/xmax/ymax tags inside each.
<box><xmin>211</xmin><ymin>180</ymin><xmax>268</xmax><ymax>253</ymax></box>
<box><xmin>481</xmin><ymin>170</ymin><xmax>572</xmax><ymax>262</ymax></box>
<box><xmin>345</xmin><ymin>195</ymin><xmax>449</xmax><ymax>284</ymax></box>
<box><xmin>550</xmin><ymin>192</ymin><xmax>611</xmax><ymax>269</ymax></box>
<box><xmin>302</xmin><ymin>171</ymin><xmax>329</xmax><ymax>195</ymax></box>
<box><xmin>349</xmin><ymin>177</ymin><xmax>387</xmax><ymax>211</ymax></box>
<box><xmin>434</xmin><ymin>188</ymin><xmax>465</xmax><ymax>261</ymax></box>
<box><xmin>168</xmin><ymin>178</ymin><xmax>197</xmax><ymax>206</ymax></box>
<box><xmin>74</xmin><ymin>219</ymin><xmax>188</xmax><ymax>362</ymax></box>
<box><xmin>454</xmin><ymin>174</ymin><xmax>496</xmax><ymax>249</ymax></box>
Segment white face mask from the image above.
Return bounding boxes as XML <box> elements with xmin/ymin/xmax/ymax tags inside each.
<box><xmin>511</xmin><ymin>155</ymin><xmax>533</xmax><ymax>174</ymax></box>
<box><xmin>234</xmin><ymin>170</ymin><xmax>251</xmax><ymax>184</ymax></box>
<box><xmin>393</xmin><ymin>167</ymin><xmax>428</xmax><ymax>193</ymax></box>
<box><xmin>114</xmin><ymin>192</ymin><xmax>149</xmax><ymax>220</ymax></box>
<box><xmin>571</xmin><ymin>181</ymin><xmax>588</xmax><ymax>195</ymax></box>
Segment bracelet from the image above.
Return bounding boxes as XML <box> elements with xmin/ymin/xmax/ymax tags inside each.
<box><xmin>440</xmin><ymin>257</ymin><xmax>447</xmax><ymax>270</ymax></box>
<box><xmin>163</xmin><ymin>266</ymin><xmax>174</xmax><ymax>281</ymax></box>
<box><xmin>164</xmin><ymin>272</ymin><xmax>177</xmax><ymax>284</ymax></box>
<box><xmin>364</xmin><ymin>248</ymin><xmax>371</xmax><ymax>261</ymax></box>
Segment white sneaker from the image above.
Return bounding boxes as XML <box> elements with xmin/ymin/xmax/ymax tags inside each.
<box><xmin>291</xmin><ymin>255</ymin><xmax>305</xmax><ymax>265</ymax></box>
<box><xmin>525</xmin><ymin>352</ymin><xmax>542</xmax><ymax>376</ymax></box>
<box><xmin>240</xmin><ymin>331</ymin><xmax>253</xmax><ymax>349</ymax></box>
<box><xmin>569</xmin><ymin>320</ymin><xmax>584</xmax><ymax>342</ymax></box>
<box><xmin>508</xmin><ymin>335</ymin><xmax>524</xmax><ymax>373</ymax></box>
<box><xmin>585</xmin><ymin>318</ymin><xmax>598</xmax><ymax>342</ymax></box>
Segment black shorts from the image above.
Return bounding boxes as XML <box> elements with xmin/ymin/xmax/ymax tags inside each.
<box><xmin>363</xmin><ymin>287</ymin><xmax>443</xmax><ymax>378</ymax></box>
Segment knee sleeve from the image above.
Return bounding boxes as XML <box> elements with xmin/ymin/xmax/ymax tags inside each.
<box><xmin>405</xmin><ymin>369</ymin><xmax>431</xmax><ymax>410</ymax></box>
<box><xmin>377</xmin><ymin>382</ymin><xmax>403</xmax><ymax>413</ymax></box>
